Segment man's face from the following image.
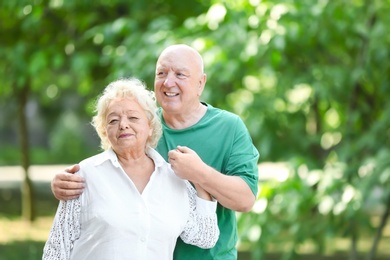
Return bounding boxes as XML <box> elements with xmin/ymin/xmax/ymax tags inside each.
<box><xmin>154</xmin><ymin>47</ymin><xmax>205</xmax><ymax>115</ymax></box>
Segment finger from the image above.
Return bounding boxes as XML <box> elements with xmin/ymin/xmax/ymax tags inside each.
<box><xmin>58</xmin><ymin>179</ymin><xmax>85</xmax><ymax>189</ymax></box>
<box><xmin>168</xmin><ymin>150</ymin><xmax>179</xmax><ymax>160</ymax></box>
<box><xmin>59</xmin><ymin>188</ymin><xmax>83</xmax><ymax>196</ymax></box>
<box><xmin>57</xmin><ymin>173</ymin><xmax>85</xmax><ymax>183</ymax></box>
<box><xmin>56</xmin><ymin>188</ymin><xmax>84</xmax><ymax>200</ymax></box>
<box><xmin>65</xmin><ymin>164</ymin><xmax>80</xmax><ymax>174</ymax></box>
<box><xmin>176</xmin><ymin>145</ymin><xmax>191</xmax><ymax>153</ymax></box>
<box><xmin>168</xmin><ymin>156</ymin><xmax>175</xmax><ymax>165</ymax></box>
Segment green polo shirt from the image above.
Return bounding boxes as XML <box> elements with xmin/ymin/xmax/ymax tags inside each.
<box><xmin>156</xmin><ymin>103</ymin><xmax>259</xmax><ymax>260</ymax></box>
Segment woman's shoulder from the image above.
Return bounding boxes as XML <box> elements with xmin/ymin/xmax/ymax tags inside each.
<box><xmin>77</xmin><ymin>150</ymin><xmax>111</xmax><ymax>176</ymax></box>
<box><xmin>79</xmin><ymin>151</ymin><xmax>105</xmax><ymax>165</ymax></box>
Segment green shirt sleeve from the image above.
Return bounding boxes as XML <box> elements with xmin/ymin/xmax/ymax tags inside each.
<box><xmin>225</xmin><ymin>115</ymin><xmax>259</xmax><ymax>197</ymax></box>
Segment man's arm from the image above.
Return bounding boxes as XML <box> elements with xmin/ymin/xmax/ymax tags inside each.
<box><xmin>51</xmin><ymin>164</ymin><xmax>85</xmax><ymax>200</ymax></box>
<box><xmin>198</xmin><ymin>167</ymin><xmax>255</xmax><ymax>212</ymax></box>
<box><xmin>168</xmin><ymin>146</ymin><xmax>256</xmax><ymax>212</ymax></box>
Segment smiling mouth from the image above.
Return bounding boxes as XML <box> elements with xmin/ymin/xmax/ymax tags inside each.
<box><xmin>164</xmin><ymin>92</ymin><xmax>179</xmax><ymax>97</ymax></box>
<box><xmin>119</xmin><ymin>134</ymin><xmax>133</xmax><ymax>138</ymax></box>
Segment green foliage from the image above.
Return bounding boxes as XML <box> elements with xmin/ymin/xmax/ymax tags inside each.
<box><xmin>0</xmin><ymin>240</ymin><xmax>45</xmax><ymax>260</ymax></box>
<box><xmin>1</xmin><ymin>0</ymin><xmax>390</xmax><ymax>258</ymax></box>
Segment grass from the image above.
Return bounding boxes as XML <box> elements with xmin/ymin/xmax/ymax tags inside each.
<box><xmin>0</xmin><ymin>180</ymin><xmax>57</xmax><ymax>260</ymax></box>
<box><xmin>1</xmin><ymin>178</ymin><xmax>390</xmax><ymax>260</ymax></box>
<box><xmin>0</xmin><ymin>216</ymin><xmax>51</xmax><ymax>260</ymax></box>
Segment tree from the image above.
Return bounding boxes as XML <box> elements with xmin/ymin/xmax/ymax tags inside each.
<box><xmin>1</xmin><ymin>0</ymin><xmax>390</xmax><ymax>259</ymax></box>
<box><xmin>197</xmin><ymin>1</ymin><xmax>389</xmax><ymax>259</ymax></box>
<box><xmin>0</xmin><ymin>0</ymin><xmax>209</xmax><ymax>220</ymax></box>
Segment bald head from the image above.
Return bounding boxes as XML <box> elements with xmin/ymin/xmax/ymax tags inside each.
<box><xmin>158</xmin><ymin>44</ymin><xmax>204</xmax><ymax>76</ymax></box>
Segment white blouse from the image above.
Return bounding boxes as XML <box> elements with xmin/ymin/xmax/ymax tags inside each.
<box><xmin>43</xmin><ymin>147</ymin><xmax>219</xmax><ymax>260</ymax></box>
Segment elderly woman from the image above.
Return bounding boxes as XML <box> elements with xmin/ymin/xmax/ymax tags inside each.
<box><xmin>42</xmin><ymin>78</ymin><xmax>219</xmax><ymax>260</ymax></box>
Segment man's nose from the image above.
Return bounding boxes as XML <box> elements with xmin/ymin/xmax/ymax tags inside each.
<box><xmin>163</xmin><ymin>72</ymin><xmax>175</xmax><ymax>87</ymax></box>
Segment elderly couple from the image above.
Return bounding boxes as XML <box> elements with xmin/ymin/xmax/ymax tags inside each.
<box><xmin>43</xmin><ymin>44</ymin><xmax>259</xmax><ymax>260</ymax></box>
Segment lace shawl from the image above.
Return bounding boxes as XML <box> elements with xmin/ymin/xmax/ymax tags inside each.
<box><xmin>42</xmin><ymin>199</ymin><xmax>81</xmax><ymax>259</ymax></box>
<box><xmin>180</xmin><ymin>181</ymin><xmax>219</xmax><ymax>249</ymax></box>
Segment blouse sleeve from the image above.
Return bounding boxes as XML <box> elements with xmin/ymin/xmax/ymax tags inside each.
<box><xmin>42</xmin><ymin>198</ymin><xmax>81</xmax><ymax>259</ymax></box>
<box><xmin>179</xmin><ymin>181</ymin><xmax>220</xmax><ymax>249</ymax></box>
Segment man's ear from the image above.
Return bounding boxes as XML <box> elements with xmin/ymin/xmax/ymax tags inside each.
<box><xmin>197</xmin><ymin>73</ymin><xmax>207</xmax><ymax>96</ymax></box>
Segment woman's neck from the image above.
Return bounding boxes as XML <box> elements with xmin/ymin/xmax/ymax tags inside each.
<box><xmin>116</xmin><ymin>151</ymin><xmax>154</xmax><ymax>194</ymax></box>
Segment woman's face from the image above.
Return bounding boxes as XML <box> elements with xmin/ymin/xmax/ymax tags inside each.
<box><xmin>105</xmin><ymin>97</ymin><xmax>152</xmax><ymax>153</ymax></box>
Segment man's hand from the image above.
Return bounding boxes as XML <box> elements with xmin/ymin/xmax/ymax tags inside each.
<box><xmin>169</xmin><ymin>145</ymin><xmax>256</xmax><ymax>212</ymax></box>
<box><xmin>168</xmin><ymin>146</ymin><xmax>213</xmax><ymax>200</ymax></box>
<box><xmin>51</xmin><ymin>164</ymin><xmax>85</xmax><ymax>200</ymax></box>
<box><xmin>168</xmin><ymin>146</ymin><xmax>208</xmax><ymax>184</ymax></box>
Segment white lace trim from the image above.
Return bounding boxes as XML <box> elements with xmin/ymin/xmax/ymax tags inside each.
<box><xmin>180</xmin><ymin>181</ymin><xmax>219</xmax><ymax>249</ymax></box>
<box><xmin>42</xmin><ymin>199</ymin><xmax>81</xmax><ymax>260</ymax></box>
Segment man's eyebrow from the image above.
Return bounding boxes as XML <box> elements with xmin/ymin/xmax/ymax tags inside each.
<box><xmin>175</xmin><ymin>66</ymin><xmax>190</xmax><ymax>73</ymax></box>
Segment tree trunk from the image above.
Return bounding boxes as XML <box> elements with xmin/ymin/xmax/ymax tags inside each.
<box><xmin>349</xmin><ymin>223</ymin><xmax>360</xmax><ymax>260</ymax></box>
<box><xmin>17</xmin><ymin>83</ymin><xmax>35</xmax><ymax>221</ymax></box>
<box><xmin>366</xmin><ymin>193</ymin><xmax>390</xmax><ymax>260</ymax></box>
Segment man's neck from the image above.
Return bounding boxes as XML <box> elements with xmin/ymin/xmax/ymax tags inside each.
<box><xmin>163</xmin><ymin>102</ymin><xmax>207</xmax><ymax>130</ymax></box>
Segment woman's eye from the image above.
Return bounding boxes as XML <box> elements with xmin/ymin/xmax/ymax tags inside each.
<box><xmin>109</xmin><ymin>119</ymin><xmax>118</xmax><ymax>124</ymax></box>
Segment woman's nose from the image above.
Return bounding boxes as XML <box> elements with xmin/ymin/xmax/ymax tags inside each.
<box><xmin>119</xmin><ymin>118</ymin><xmax>129</xmax><ymax>129</ymax></box>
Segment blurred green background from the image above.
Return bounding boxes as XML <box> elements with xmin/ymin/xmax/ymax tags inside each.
<box><xmin>1</xmin><ymin>0</ymin><xmax>390</xmax><ymax>259</ymax></box>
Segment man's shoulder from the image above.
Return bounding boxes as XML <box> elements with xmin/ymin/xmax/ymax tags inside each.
<box><xmin>205</xmin><ymin>103</ymin><xmax>241</xmax><ymax>123</ymax></box>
